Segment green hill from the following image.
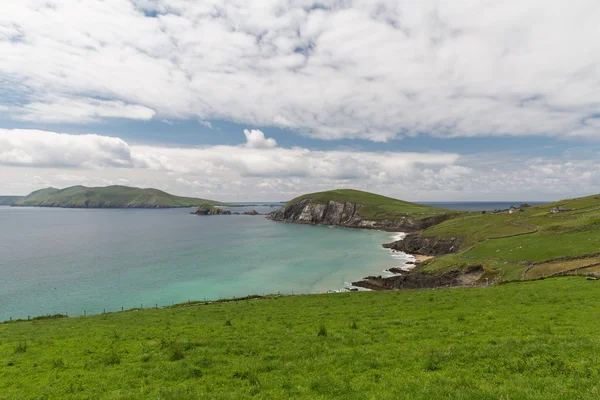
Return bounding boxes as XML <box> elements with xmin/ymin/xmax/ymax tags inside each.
<box><xmin>13</xmin><ymin>185</ymin><xmax>224</xmax><ymax>208</ymax></box>
<box><xmin>269</xmin><ymin>189</ymin><xmax>454</xmax><ymax>232</ymax></box>
<box><xmin>413</xmin><ymin>193</ymin><xmax>600</xmax><ymax>281</ymax></box>
<box><xmin>287</xmin><ymin>189</ymin><xmax>449</xmax><ymax>219</ymax></box>
<box><xmin>2</xmin><ymin>277</ymin><xmax>600</xmax><ymax>399</ymax></box>
<box><xmin>0</xmin><ymin>196</ymin><xmax>23</xmax><ymax>206</ymax></box>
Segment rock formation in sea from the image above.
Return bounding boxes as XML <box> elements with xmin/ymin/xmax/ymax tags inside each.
<box><xmin>191</xmin><ymin>204</ymin><xmax>231</xmax><ymax>215</ymax></box>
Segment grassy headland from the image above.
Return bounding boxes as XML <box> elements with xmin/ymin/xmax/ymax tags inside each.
<box><xmin>287</xmin><ymin>189</ymin><xmax>450</xmax><ymax>220</ymax></box>
<box><xmin>416</xmin><ymin>194</ymin><xmax>600</xmax><ymax>281</ymax></box>
<box><xmin>2</xmin><ymin>277</ymin><xmax>600</xmax><ymax>399</ymax></box>
<box><xmin>12</xmin><ymin>186</ymin><xmax>224</xmax><ymax>208</ymax></box>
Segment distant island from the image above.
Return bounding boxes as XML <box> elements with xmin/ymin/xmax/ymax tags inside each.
<box><xmin>8</xmin><ymin>185</ymin><xmax>224</xmax><ymax>208</ymax></box>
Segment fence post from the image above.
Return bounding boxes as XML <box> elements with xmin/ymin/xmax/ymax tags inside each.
<box><xmin>84</xmin><ymin>310</ymin><xmax>86</xmax><ymax>316</ymax></box>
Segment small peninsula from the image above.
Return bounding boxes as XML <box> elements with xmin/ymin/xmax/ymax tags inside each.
<box><xmin>11</xmin><ymin>185</ymin><xmax>224</xmax><ymax>209</ymax></box>
<box><xmin>268</xmin><ymin>189</ymin><xmax>453</xmax><ymax>231</ymax></box>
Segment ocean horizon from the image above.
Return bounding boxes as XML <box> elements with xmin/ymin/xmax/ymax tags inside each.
<box><xmin>419</xmin><ymin>201</ymin><xmax>548</xmax><ymax>211</ymax></box>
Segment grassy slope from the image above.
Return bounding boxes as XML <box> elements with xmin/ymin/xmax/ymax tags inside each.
<box><xmin>287</xmin><ymin>189</ymin><xmax>452</xmax><ymax>220</ymax></box>
<box><xmin>0</xmin><ymin>196</ymin><xmax>23</xmax><ymax>206</ymax></box>
<box><xmin>13</xmin><ymin>186</ymin><xmax>223</xmax><ymax>208</ymax></box>
<box><xmin>418</xmin><ymin>195</ymin><xmax>600</xmax><ymax>280</ymax></box>
<box><xmin>2</xmin><ymin>277</ymin><xmax>600</xmax><ymax>399</ymax></box>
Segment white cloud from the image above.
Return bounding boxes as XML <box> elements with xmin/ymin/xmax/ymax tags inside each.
<box><xmin>0</xmin><ymin>129</ymin><xmax>456</xmax><ymax>179</ymax></box>
<box><xmin>0</xmin><ymin>129</ymin><xmax>133</xmax><ymax>168</ymax></box>
<box><xmin>12</xmin><ymin>97</ymin><xmax>156</xmax><ymax>123</ymax></box>
<box><xmin>243</xmin><ymin>129</ymin><xmax>277</xmax><ymax>149</ymax></box>
<box><xmin>1</xmin><ymin>128</ymin><xmax>598</xmax><ymax>201</ymax></box>
<box><xmin>0</xmin><ymin>1</ymin><xmax>599</xmax><ymax>140</ymax></box>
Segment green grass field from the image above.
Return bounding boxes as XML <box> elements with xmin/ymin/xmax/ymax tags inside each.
<box><xmin>13</xmin><ymin>186</ymin><xmax>223</xmax><ymax>208</ymax></box>
<box><xmin>287</xmin><ymin>189</ymin><xmax>452</xmax><ymax>220</ymax></box>
<box><xmin>465</xmin><ymin>230</ymin><xmax>600</xmax><ymax>262</ymax></box>
<box><xmin>525</xmin><ymin>256</ymin><xmax>600</xmax><ymax>280</ymax></box>
<box><xmin>417</xmin><ymin>195</ymin><xmax>600</xmax><ymax>280</ymax></box>
<box><xmin>2</xmin><ymin>277</ymin><xmax>600</xmax><ymax>399</ymax></box>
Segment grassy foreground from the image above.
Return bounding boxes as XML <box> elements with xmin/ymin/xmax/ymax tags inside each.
<box><xmin>13</xmin><ymin>185</ymin><xmax>223</xmax><ymax>208</ymax></box>
<box><xmin>2</xmin><ymin>277</ymin><xmax>600</xmax><ymax>399</ymax></box>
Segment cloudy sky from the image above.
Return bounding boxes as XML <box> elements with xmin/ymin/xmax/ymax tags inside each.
<box><xmin>1</xmin><ymin>0</ymin><xmax>599</xmax><ymax>201</ymax></box>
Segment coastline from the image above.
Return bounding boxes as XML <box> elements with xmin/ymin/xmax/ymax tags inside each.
<box><xmin>344</xmin><ymin>230</ymin><xmax>421</xmax><ymax>292</ymax></box>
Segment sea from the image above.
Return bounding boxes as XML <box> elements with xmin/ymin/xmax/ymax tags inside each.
<box><xmin>0</xmin><ymin>201</ymin><xmax>547</xmax><ymax>321</ymax></box>
<box><xmin>420</xmin><ymin>201</ymin><xmax>548</xmax><ymax>211</ymax></box>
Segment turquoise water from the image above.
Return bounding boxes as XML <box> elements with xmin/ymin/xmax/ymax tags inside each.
<box><xmin>0</xmin><ymin>206</ymin><xmax>402</xmax><ymax>321</ymax></box>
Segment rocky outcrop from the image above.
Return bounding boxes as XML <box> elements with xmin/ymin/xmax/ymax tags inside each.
<box><xmin>192</xmin><ymin>204</ymin><xmax>230</xmax><ymax>215</ymax></box>
<box><xmin>383</xmin><ymin>234</ymin><xmax>461</xmax><ymax>256</ymax></box>
<box><xmin>268</xmin><ymin>198</ymin><xmax>448</xmax><ymax>232</ymax></box>
<box><xmin>352</xmin><ymin>265</ymin><xmax>484</xmax><ymax>290</ymax></box>
<box><xmin>243</xmin><ymin>210</ymin><xmax>260</xmax><ymax>215</ymax></box>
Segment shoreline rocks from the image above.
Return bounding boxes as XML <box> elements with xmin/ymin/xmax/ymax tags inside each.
<box><xmin>352</xmin><ymin>265</ymin><xmax>485</xmax><ymax>290</ymax></box>
<box><xmin>382</xmin><ymin>234</ymin><xmax>461</xmax><ymax>256</ymax></box>
<box><xmin>351</xmin><ymin>233</ymin><xmax>466</xmax><ymax>290</ymax></box>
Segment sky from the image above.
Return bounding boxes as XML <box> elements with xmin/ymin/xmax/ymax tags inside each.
<box><xmin>0</xmin><ymin>0</ymin><xmax>599</xmax><ymax>202</ymax></box>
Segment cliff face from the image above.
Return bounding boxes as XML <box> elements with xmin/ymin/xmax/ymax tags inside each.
<box><xmin>382</xmin><ymin>234</ymin><xmax>461</xmax><ymax>256</ymax></box>
<box><xmin>267</xmin><ymin>198</ymin><xmax>447</xmax><ymax>232</ymax></box>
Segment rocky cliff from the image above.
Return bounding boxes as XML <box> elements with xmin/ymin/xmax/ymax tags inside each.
<box><xmin>267</xmin><ymin>198</ymin><xmax>448</xmax><ymax>231</ymax></box>
<box><xmin>382</xmin><ymin>234</ymin><xmax>461</xmax><ymax>256</ymax></box>
<box><xmin>352</xmin><ymin>265</ymin><xmax>485</xmax><ymax>290</ymax></box>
